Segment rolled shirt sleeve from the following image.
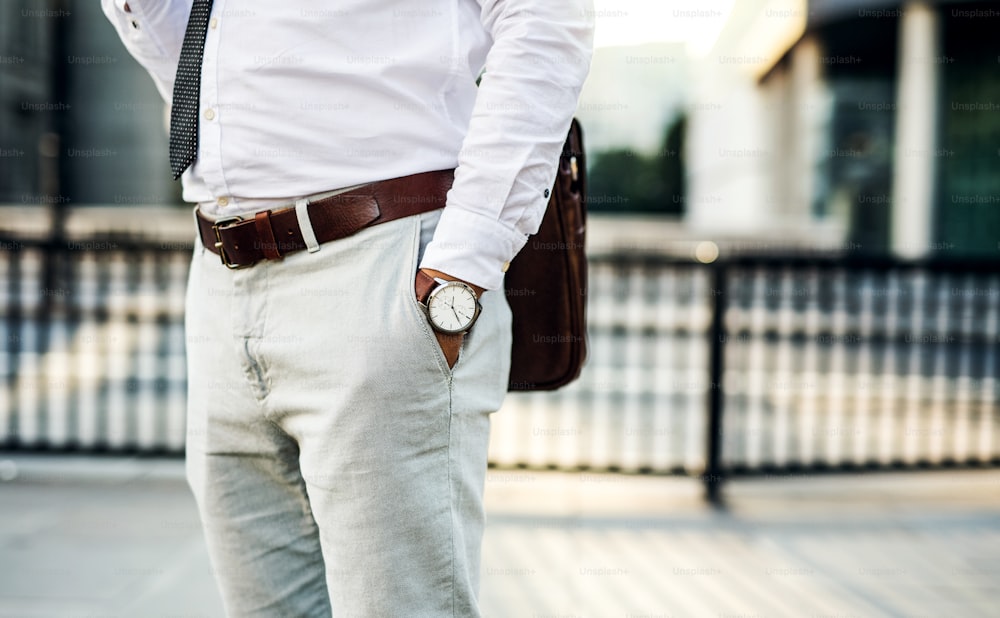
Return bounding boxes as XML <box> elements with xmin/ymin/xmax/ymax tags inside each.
<box><xmin>100</xmin><ymin>0</ymin><xmax>192</xmax><ymax>102</ymax></box>
<box><xmin>419</xmin><ymin>0</ymin><xmax>595</xmax><ymax>291</ymax></box>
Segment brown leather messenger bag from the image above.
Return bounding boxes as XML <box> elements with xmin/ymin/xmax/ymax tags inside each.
<box><xmin>504</xmin><ymin>118</ymin><xmax>588</xmax><ymax>391</ymax></box>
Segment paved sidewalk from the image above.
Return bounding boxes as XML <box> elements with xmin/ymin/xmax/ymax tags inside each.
<box><xmin>0</xmin><ymin>455</ymin><xmax>998</xmax><ymax>617</ymax></box>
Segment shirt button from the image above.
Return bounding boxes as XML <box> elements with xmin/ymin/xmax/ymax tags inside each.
<box><xmin>130</xmin><ymin>19</ymin><xmax>140</xmax><ymax>29</ymax></box>
<box><xmin>210</xmin><ymin>17</ymin><xmax>218</xmax><ymax>29</ymax></box>
<box><xmin>501</xmin><ymin>261</ymin><xmax>511</xmax><ymax>273</ymax></box>
<box><xmin>217</xmin><ymin>197</ymin><xmax>229</xmax><ymax>207</ymax></box>
<box><xmin>543</xmin><ymin>188</ymin><xmax>550</xmax><ymax>199</ymax></box>
<box><xmin>204</xmin><ymin>108</ymin><xmax>215</xmax><ymax>121</ymax></box>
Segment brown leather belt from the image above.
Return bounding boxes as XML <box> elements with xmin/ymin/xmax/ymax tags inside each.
<box><xmin>196</xmin><ymin>169</ymin><xmax>454</xmax><ymax>268</ymax></box>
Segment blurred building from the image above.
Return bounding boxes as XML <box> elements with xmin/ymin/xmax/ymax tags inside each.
<box><xmin>0</xmin><ymin>0</ymin><xmax>176</xmax><ymax>209</ymax></box>
<box><xmin>686</xmin><ymin>0</ymin><xmax>1000</xmax><ymax>257</ymax></box>
<box><xmin>4</xmin><ymin>0</ymin><xmax>998</xmax><ymax>258</ymax></box>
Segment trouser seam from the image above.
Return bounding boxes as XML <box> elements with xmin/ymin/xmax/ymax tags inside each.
<box><xmin>243</xmin><ymin>262</ymin><xmax>275</xmax><ymax>414</ymax></box>
<box><xmin>447</xmin><ymin>376</ymin><xmax>458</xmax><ymax>618</ymax></box>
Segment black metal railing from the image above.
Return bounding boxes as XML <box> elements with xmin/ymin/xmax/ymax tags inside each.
<box><xmin>1</xmin><ymin>237</ymin><xmax>190</xmax><ymax>453</ymax></box>
<box><xmin>704</xmin><ymin>255</ymin><xmax>1000</xmax><ymax>500</ymax></box>
<box><xmin>2</xmin><ymin>236</ymin><xmax>998</xmax><ymax>499</ymax></box>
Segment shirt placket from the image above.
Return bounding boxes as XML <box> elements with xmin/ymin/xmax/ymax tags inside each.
<box><xmin>195</xmin><ymin>0</ymin><xmax>234</xmax><ymax>209</ymax></box>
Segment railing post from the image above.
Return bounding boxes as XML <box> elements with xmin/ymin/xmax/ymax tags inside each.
<box><xmin>704</xmin><ymin>262</ymin><xmax>726</xmax><ymax>504</ymax></box>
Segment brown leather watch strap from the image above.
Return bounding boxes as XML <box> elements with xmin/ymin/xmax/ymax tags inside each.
<box><xmin>197</xmin><ymin>169</ymin><xmax>454</xmax><ymax>268</ymax></box>
<box><xmin>414</xmin><ymin>269</ymin><xmax>438</xmax><ymax>304</ymax></box>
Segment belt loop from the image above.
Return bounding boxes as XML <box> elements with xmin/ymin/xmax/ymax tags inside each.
<box><xmin>295</xmin><ymin>198</ymin><xmax>321</xmax><ymax>253</ymax></box>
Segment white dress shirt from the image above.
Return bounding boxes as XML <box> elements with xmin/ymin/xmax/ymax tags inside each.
<box><xmin>101</xmin><ymin>0</ymin><xmax>594</xmax><ymax>290</ymax></box>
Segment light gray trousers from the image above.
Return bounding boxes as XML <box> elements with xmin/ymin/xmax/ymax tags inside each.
<box><xmin>184</xmin><ymin>208</ymin><xmax>512</xmax><ymax>617</ymax></box>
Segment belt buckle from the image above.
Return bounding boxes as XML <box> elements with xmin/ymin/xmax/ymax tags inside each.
<box><xmin>211</xmin><ymin>215</ymin><xmax>246</xmax><ymax>269</ymax></box>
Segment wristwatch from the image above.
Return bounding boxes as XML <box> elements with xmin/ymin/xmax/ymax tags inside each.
<box><xmin>415</xmin><ymin>270</ymin><xmax>482</xmax><ymax>334</ymax></box>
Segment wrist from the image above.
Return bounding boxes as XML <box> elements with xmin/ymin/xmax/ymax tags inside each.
<box><xmin>418</xmin><ymin>268</ymin><xmax>485</xmax><ymax>298</ymax></box>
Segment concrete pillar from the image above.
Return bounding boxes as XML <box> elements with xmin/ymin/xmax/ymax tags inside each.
<box><xmin>788</xmin><ymin>35</ymin><xmax>823</xmax><ymax>221</ymax></box>
<box><xmin>891</xmin><ymin>1</ymin><xmax>940</xmax><ymax>259</ymax></box>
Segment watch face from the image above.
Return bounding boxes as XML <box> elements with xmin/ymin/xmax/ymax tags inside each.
<box><xmin>427</xmin><ymin>282</ymin><xmax>479</xmax><ymax>333</ymax></box>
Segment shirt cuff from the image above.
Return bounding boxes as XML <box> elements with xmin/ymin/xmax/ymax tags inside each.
<box><xmin>418</xmin><ymin>206</ymin><xmax>527</xmax><ymax>291</ymax></box>
<box><xmin>102</xmin><ymin>0</ymin><xmax>165</xmax><ymax>55</ymax></box>
<box><xmin>115</xmin><ymin>0</ymin><xmax>145</xmax><ymax>35</ymax></box>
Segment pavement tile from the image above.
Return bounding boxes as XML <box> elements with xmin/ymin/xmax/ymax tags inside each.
<box><xmin>1</xmin><ymin>455</ymin><xmax>998</xmax><ymax>618</ymax></box>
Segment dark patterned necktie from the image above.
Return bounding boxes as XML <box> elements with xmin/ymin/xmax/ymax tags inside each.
<box><xmin>168</xmin><ymin>0</ymin><xmax>215</xmax><ymax>180</ymax></box>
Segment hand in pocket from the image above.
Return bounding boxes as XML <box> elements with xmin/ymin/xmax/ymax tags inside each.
<box><xmin>433</xmin><ymin>331</ymin><xmax>464</xmax><ymax>369</ymax></box>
